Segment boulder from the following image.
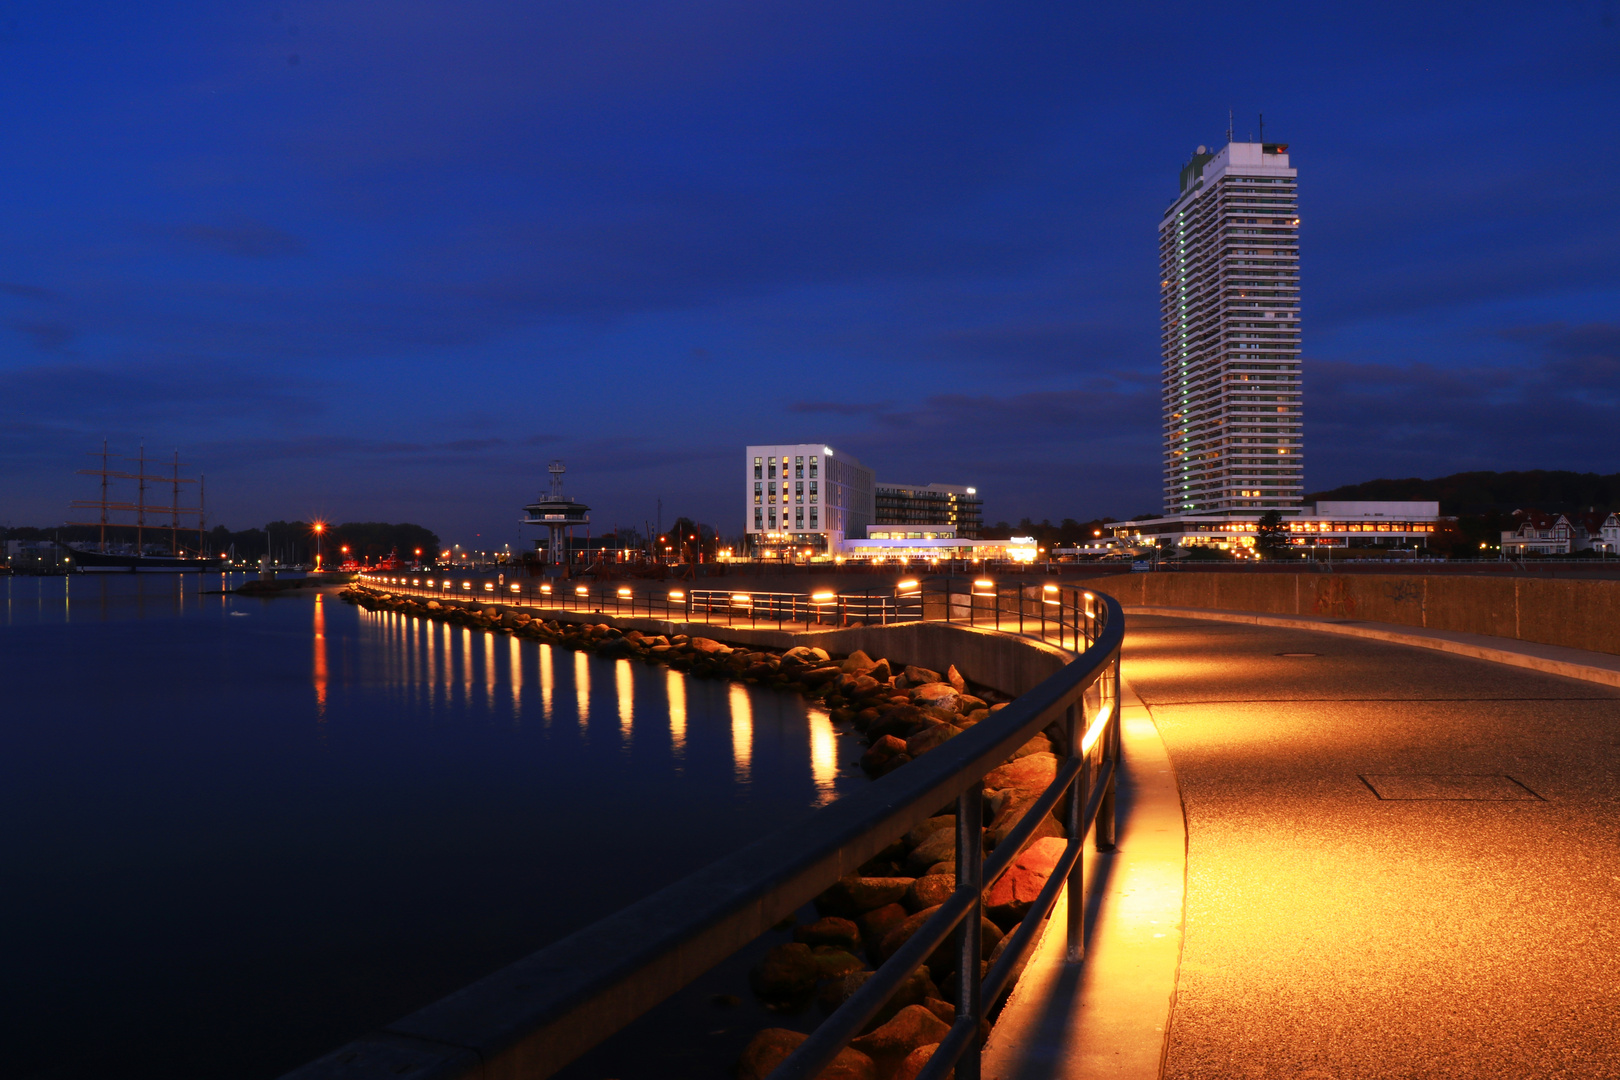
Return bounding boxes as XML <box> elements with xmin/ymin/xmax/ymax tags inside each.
<box><xmin>879</xmin><ymin>906</ymin><xmax>1003</xmax><ymax>970</ymax></box>
<box><xmin>689</xmin><ymin>637</ymin><xmax>728</xmax><ymax>655</ymax></box>
<box><xmin>799</xmin><ymin>665</ymin><xmax>843</xmax><ymax>687</ymax></box>
<box><xmin>875</xmin><ymin>752</ymin><xmax>911</xmax><ymax>777</ymax></box>
<box><xmin>983</xmin><ymin>752</ymin><xmax>1058</xmax><ymax>793</ymax></box>
<box><xmin>894</xmin><ymin>1043</ymin><xmax>946</xmax><ymax>1080</ymax></box>
<box><xmin>856</xmin><ymin>902</ymin><xmax>909</xmax><ymax>956</ymax></box>
<box><xmin>817</xmin><ymin>876</ymin><xmax>914</xmax><ymax>916</ymax></box>
<box><xmin>1010</xmin><ymin>734</ymin><xmax>1052</xmax><ymax>760</ymax></box>
<box><xmin>840</xmin><ymin>649</ymin><xmax>877</xmax><ymax>674</ymax></box>
<box><xmin>867</xmin><ymin>659</ymin><xmax>892</xmax><ymax>682</ymax></box>
<box><xmin>904</xmin><ymin>873</ymin><xmax>956</xmax><ymax>913</ymax></box>
<box><xmin>737</xmin><ymin>1028</ymin><xmax>877</xmax><ymax>1080</ymax></box>
<box><xmin>911</xmin><ymin>683</ymin><xmax>960</xmax><ymax>712</ymax></box>
<box><xmin>850</xmin><ymin>674</ymin><xmax>882</xmax><ymax>697</ymax></box>
<box><xmin>749</xmin><ymin>943</ymin><xmax>819</xmax><ymax>1000</ymax></box>
<box><xmin>794</xmin><ymin>916</ymin><xmax>862</xmax><ymax>953</ymax></box>
<box><xmin>946</xmin><ymin>665</ymin><xmax>968</xmax><ymax>693</ymax></box>
<box><xmin>859</xmin><ymin>735</ymin><xmax>908</xmax><ymax>776</ymax></box>
<box><xmin>903</xmin><ymin>665</ymin><xmax>942</xmax><ymax>686</ymax></box>
<box><xmin>849</xmin><ymin>1004</ymin><xmax>951</xmax><ymax>1065</ymax></box>
<box><xmin>905</xmin><ymin>724</ymin><xmax>960</xmax><ymax>757</ymax></box>
<box><xmin>810</xmin><ymin>947</ymin><xmax>866</xmax><ymax>981</ymax></box>
<box><xmin>957</xmin><ymin>695</ymin><xmax>987</xmax><ymax>714</ymax></box>
<box><xmin>903</xmin><ymin>830</ymin><xmax>955</xmax><ymax>875</ymax></box>
<box><xmin>984</xmin><ymin>836</ymin><xmax>1068</xmax><ymax>927</ymax></box>
<box><xmin>903</xmin><ymin>815</ymin><xmax>954</xmax><ymax>850</ymax></box>
<box><xmin>817</xmin><ymin>965</ymin><xmax>937</xmax><ymax>1026</ymax></box>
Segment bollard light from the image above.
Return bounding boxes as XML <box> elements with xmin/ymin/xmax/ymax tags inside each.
<box><xmin>540</xmin><ymin>583</ymin><xmax>552</xmax><ymax>594</ymax></box>
<box><xmin>811</xmin><ymin>591</ymin><xmax>835</xmax><ymax>603</ymax></box>
<box><xmin>668</xmin><ymin>590</ymin><xmax>685</xmax><ymax>601</ymax></box>
<box><xmin>731</xmin><ymin>593</ymin><xmax>752</xmax><ymax>607</ymax></box>
<box><xmin>617</xmin><ymin>587</ymin><xmax>631</xmax><ymax>597</ymax></box>
<box><xmin>897</xmin><ymin>579</ymin><xmax>919</xmax><ymax>591</ymax></box>
<box><xmin>510</xmin><ymin>584</ymin><xmax>521</xmax><ymax>593</ymax></box>
<box><xmin>576</xmin><ymin>586</ymin><xmax>588</xmax><ymax>596</ymax></box>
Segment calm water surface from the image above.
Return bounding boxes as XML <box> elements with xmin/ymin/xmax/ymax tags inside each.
<box><xmin>0</xmin><ymin>574</ymin><xmax>864</xmax><ymax>1079</ymax></box>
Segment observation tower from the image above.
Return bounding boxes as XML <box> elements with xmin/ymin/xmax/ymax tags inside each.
<box><xmin>521</xmin><ymin>460</ymin><xmax>590</xmax><ymax>574</ymax></box>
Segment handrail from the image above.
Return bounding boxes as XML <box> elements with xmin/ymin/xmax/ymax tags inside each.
<box><xmin>292</xmin><ymin>585</ymin><xmax>1124</xmax><ymax>1080</ymax></box>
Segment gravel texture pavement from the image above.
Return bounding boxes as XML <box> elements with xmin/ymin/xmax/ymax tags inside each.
<box><xmin>1127</xmin><ymin>615</ymin><xmax>1620</xmax><ymax>1080</ymax></box>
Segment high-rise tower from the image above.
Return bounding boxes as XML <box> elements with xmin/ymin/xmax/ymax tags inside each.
<box><xmin>1159</xmin><ymin>140</ymin><xmax>1302</xmax><ymax>515</ymax></box>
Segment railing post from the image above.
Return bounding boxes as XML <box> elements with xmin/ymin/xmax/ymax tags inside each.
<box><xmin>1065</xmin><ymin>699</ymin><xmax>1087</xmax><ymax>962</ymax></box>
<box><xmin>1098</xmin><ymin>652</ymin><xmax>1121</xmax><ymax>851</ymax></box>
<box><xmin>955</xmin><ymin>783</ymin><xmax>984</xmax><ymax>1080</ymax></box>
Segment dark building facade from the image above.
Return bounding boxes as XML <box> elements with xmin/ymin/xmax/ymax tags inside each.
<box><xmin>873</xmin><ymin>482</ymin><xmax>982</xmax><ymax>539</ymax></box>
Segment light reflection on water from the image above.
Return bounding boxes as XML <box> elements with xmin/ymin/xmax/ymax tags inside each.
<box><xmin>0</xmin><ymin>576</ymin><xmax>866</xmax><ymax>1080</ymax></box>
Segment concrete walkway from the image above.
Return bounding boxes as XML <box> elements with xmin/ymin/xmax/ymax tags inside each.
<box><xmin>1129</xmin><ymin>613</ymin><xmax>1620</xmax><ymax>1079</ymax></box>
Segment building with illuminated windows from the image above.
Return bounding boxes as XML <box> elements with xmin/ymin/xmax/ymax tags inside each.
<box><xmin>873</xmin><ymin>482</ymin><xmax>983</xmax><ymax>539</ymax></box>
<box><xmin>745</xmin><ymin>444</ymin><xmax>874</xmax><ymax>558</ymax></box>
<box><xmin>1161</xmin><ymin>138</ymin><xmax>1303</xmax><ymax>514</ymax></box>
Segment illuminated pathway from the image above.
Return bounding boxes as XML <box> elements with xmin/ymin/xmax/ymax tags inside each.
<box><xmin>1127</xmin><ymin>614</ymin><xmax>1620</xmax><ymax>1079</ymax></box>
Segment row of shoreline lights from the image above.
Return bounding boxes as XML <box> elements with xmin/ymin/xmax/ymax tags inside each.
<box><xmin>361</xmin><ymin>575</ymin><xmax>1092</xmax><ymax>617</ymax></box>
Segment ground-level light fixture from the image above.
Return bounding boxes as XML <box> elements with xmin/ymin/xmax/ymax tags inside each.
<box><xmin>510</xmin><ymin>584</ymin><xmax>521</xmax><ymax>593</ymax></box>
<box><xmin>575</xmin><ymin>586</ymin><xmax>588</xmax><ymax>596</ymax></box>
<box><xmin>811</xmin><ymin>591</ymin><xmax>835</xmax><ymax>603</ymax></box>
<box><xmin>540</xmin><ymin>584</ymin><xmax>553</xmax><ymax>594</ymax></box>
<box><xmin>668</xmin><ymin>590</ymin><xmax>685</xmax><ymax>601</ymax></box>
<box><xmin>617</xmin><ymin>587</ymin><xmax>632</xmax><ymax>597</ymax></box>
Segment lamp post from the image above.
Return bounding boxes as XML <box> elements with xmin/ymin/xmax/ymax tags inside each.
<box><xmin>313</xmin><ymin>521</ymin><xmax>325</xmax><ymax>570</ymax></box>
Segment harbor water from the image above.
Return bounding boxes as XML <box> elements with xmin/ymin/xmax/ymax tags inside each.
<box><xmin>0</xmin><ymin>574</ymin><xmax>866</xmax><ymax>1079</ymax></box>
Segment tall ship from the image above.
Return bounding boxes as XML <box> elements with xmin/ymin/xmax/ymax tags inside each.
<box><xmin>65</xmin><ymin>442</ymin><xmax>226</xmax><ymax>571</ymax></box>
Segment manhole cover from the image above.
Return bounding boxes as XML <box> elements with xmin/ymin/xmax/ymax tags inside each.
<box><xmin>1277</xmin><ymin>651</ymin><xmax>1318</xmax><ymax>657</ymax></box>
<box><xmin>1360</xmin><ymin>774</ymin><xmax>1542</xmax><ymax>801</ymax></box>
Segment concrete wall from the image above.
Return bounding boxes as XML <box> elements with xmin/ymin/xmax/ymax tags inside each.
<box><xmin>1080</xmin><ymin>572</ymin><xmax>1620</xmax><ymax>656</ymax></box>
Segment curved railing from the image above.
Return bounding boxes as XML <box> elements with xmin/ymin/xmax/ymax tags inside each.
<box><xmin>285</xmin><ymin>587</ymin><xmax>1124</xmax><ymax>1080</ymax></box>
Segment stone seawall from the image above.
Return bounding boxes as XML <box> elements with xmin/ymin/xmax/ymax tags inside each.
<box><xmin>1081</xmin><ymin>571</ymin><xmax>1620</xmax><ymax>656</ymax></box>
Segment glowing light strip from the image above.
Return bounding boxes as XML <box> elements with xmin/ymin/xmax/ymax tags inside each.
<box><xmin>1079</xmin><ymin>700</ymin><xmax>1114</xmax><ymax>755</ymax></box>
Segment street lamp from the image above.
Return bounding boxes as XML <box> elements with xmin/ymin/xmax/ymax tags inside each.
<box><xmin>312</xmin><ymin>521</ymin><xmax>325</xmax><ymax>570</ymax></box>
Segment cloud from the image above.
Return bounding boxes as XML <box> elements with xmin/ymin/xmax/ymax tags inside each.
<box><xmin>170</xmin><ymin>222</ymin><xmax>308</xmax><ymax>258</ymax></box>
<box><xmin>0</xmin><ymin>281</ymin><xmax>55</xmax><ymax>301</ymax></box>
<box><xmin>10</xmin><ymin>320</ymin><xmax>74</xmax><ymax>351</ymax></box>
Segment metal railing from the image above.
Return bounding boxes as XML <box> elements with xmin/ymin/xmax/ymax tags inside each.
<box><xmin>355</xmin><ymin>573</ymin><xmax>1107</xmax><ymax>645</ymax></box>
<box><xmin>294</xmin><ymin>581</ymin><xmax>1123</xmax><ymax>1080</ymax></box>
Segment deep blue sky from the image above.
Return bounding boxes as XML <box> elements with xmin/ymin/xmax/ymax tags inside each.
<box><xmin>4</xmin><ymin>2</ymin><xmax>1618</xmax><ymax>545</ymax></box>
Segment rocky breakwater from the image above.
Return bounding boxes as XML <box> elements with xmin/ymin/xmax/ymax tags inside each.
<box><xmin>338</xmin><ymin>585</ymin><xmax>1078</xmax><ymax>1080</ymax></box>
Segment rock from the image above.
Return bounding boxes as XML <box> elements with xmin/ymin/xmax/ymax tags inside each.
<box><xmin>794</xmin><ymin>916</ymin><xmax>862</xmax><ymax>953</ymax></box>
<box><xmin>894</xmin><ymin>1043</ymin><xmax>946</xmax><ymax>1080</ymax></box>
<box><xmin>818</xmin><ymin>876</ymin><xmax>914</xmax><ymax>916</ymax></box>
<box><xmin>860</xmin><ymin>735</ymin><xmax>908</xmax><ymax>775</ymax></box>
<box><xmin>689</xmin><ymin>637</ymin><xmax>728</xmax><ymax>654</ymax></box>
<box><xmin>987</xmin><ymin>789</ymin><xmax>1065</xmax><ymax>850</ymax></box>
<box><xmin>1010</xmin><ymin>734</ymin><xmax>1052</xmax><ymax>760</ymax></box>
<box><xmin>737</xmin><ymin>1028</ymin><xmax>877</xmax><ymax>1080</ymax></box>
<box><xmin>425</xmin><ymin>600</ymin><xmax>442</xmax><ymax>610</ymax></box>
<box><xmin>922</xmin><ymin>861</ymin><xmax>954</xmax><ymax>877</ymax></box>
<box><xmin>911</xmin><ymin>683</ymin><xmax>960</xmax><ymax>712</ymax></box>
<box><xmin>850</xmin><ymin>674</ymin><xmax>882</xmax><ymax>697</ymax></box>
<box><xmin>810</xmin><ymin>947</ymin><xmax>866</xmax><ymax>981</ymax></box>
<box><xmin>749</xmin><ymin>943</ymin><xmax>819</xmax><ymax>1000</ymax></box>
<box><xmin>840</xmin><ymin>649</ymin><xmax>877</xmax><ymax>674</ymax></box>
<box><xmin>923</xmin><ymin>997</ymin><xmax>955</xmax><ymax>1025</ymax></box>
<box><xmin>867</xmin><ymin>659</ymin><xmax>892</xmax><ymax>682</ymax></box>
<box><xmin>903</xmin><ymin>665</ymin><xmax>942</xmax><ymax>686</ymax></box>
<box><xmin>984</xmin><ymin>836</ymin><xmax>1068</xmax><ymax>927</ymax></box>
<box><xmin>904</xmin><ymin>873</ymin><xmax>956</xmax><ymax>912</ymax></box>
<box><xmin>983</xmin><ymin>752</ymin><xmax>1058</xmax><ymax>793</ymax></box>
<box><xmin>818</xmin><ymin>965</ymin><xmax>937</xmax><ymax>1026</ymax></box>
<box><xmin>849</xmin><ymin>1004</ymin><xmax>951</xmax><ymax>1064</ymax></box>
<box><xmin>799</xmin><ymin>665</ymin><xmax>843</xmax><ymax>687</ymax></box>
<box><xmin>905</xmin><ymin>724</ymin><xmax>960</xmax><ymax>757</ymax></box>
<box><xmin>957</xmin><ymin>694</ymin><xmax>987</xmax><ymax>714</ymax></box>
<box><xmin>856</xmin><ymin>902</ymin><xmax>909</xmax><ymax>957</ymax></box>
<box><xmin>946</xmin><ymin>665</ymin><xmax>967</xmax><ymax>693</ymax></box>
<box><xmin>903</xmin><ymin>815</ymin><xmax>954</xmax><ymax>850</ymax></box>
<box><xmin>876</xmin><ymin>752</ymin><xmax>911</xmax><ymax>777</ymax></box>
<box><xmin>903</xmin><ymin>830</ymin><xmax>955</xmax><ymax>875</ymax></box>
<box><xmin>879</xmin><ymin>906</ymin><xmax>1003</xmax><ymax>971</ymax></box>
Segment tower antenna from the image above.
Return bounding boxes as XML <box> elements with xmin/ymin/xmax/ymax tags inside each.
<box><xmin>1226</xmin><ymin>109</ymin><xmax>1233</xmax><ymax>144</ymax></box>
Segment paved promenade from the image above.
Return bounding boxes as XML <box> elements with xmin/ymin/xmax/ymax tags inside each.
<box><xmin>1130</xmin><ymin>614</ymin><xmax>1620</xmax><ymax>1079</ymax></box>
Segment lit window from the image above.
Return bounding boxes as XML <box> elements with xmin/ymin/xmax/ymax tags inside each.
<box><xmin>768</xmin><ymin>458</ymin><xmax>776</xmax><ymax>479</ymax></box>
<box><xmin>809</xmin><ymin>455</ymin><xmax>818</xmax><ymax>479</ymax></box>
<box><xmin>753</xmin><ymin>456</ymin><xmax>762</xmax><ymax>480</ymax></box>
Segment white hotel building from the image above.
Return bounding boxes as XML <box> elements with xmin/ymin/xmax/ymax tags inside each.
<box><xmin>745</xmin><ymin>444</ymin><xmax>874</xmax><ymax>558</ymax></box>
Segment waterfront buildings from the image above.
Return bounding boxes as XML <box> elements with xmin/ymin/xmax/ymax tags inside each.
<box><xmin>874</xmin><ymin>482</ymin><xmax>983</xmax><ymax>539</ymax></box>
<box><xmin>745</xmin><ymin>444</ymin><xmax>874</xmax><ymax>558</ymax></box>
<box><xmin>1160</xmin><ymin>139</ymin><xmax>1303</xmax><ymax>514</ymax></box>
<box><xmin>1116</xmin><ymin>500</ymin><xmax>1441</xmax><ymax>552</ymax></box>
<box><xmin>1500</xmin><ymin>510</ymin><xmax>1618</xmax><ymax>556</ymax></box>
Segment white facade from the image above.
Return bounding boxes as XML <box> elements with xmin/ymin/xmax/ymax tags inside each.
<box><xmin>745</xmin><ymin>444</ymin><xmax>874</xmax><ymax>555</ymax></box>
<box><xmin>1115</xmin><ymin>501</ymin><xmax>1440</xmax><ymax>550</ymax></box>
<box><xmin>1161</xmin><ymin>140</ymin><xmax>1302</xmax><ymax>515</ymax></box>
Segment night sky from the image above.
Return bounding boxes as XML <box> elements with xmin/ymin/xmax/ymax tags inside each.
<box><xmin>3</xmin><ymin>3</ymin><xmax>1617</xmax><ymax>545</ymax></box>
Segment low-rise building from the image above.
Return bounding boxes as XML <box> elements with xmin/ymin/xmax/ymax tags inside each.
<box><xmin>745</xmin><ymin>444</ymin><xmax>874</xmax><ymax>559</ymax></box>
<box><xmin>874</xmin><ymin>482</ymin><xmax>983</xmax><ymax>539</ymax></box>
<box><xmin>1113</xmin><ymin>500</ymin><xmax>1441</xmax><ymax>552</ymax></box>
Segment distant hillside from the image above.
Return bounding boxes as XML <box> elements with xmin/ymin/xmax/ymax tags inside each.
<box><xmin>1307</xmin><ymin>470</ymin><xmax>1620</xmax><ymax>515</ymax></box>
